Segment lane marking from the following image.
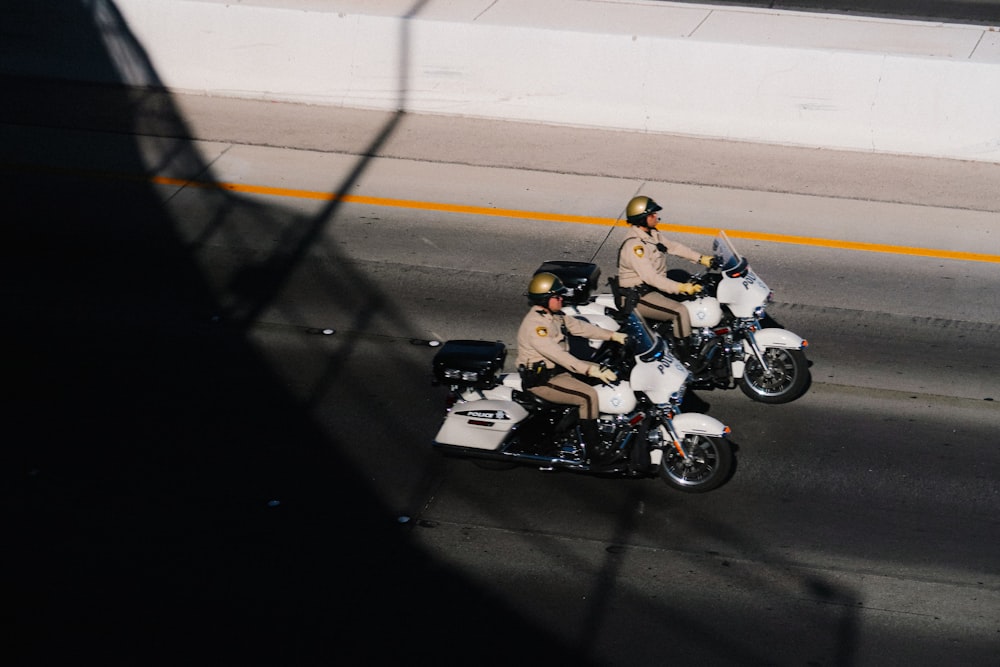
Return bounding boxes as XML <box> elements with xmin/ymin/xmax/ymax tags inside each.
<box><xmin>159</xmin><ymin>177</ymin><xmax>998</xmax><ymax>264</ymax></box>
<box><xmin>9</xmin><ymin>163</ymin><xmax>1000</xmax><ymax>264</ymax></box>
<box><xmin>699</xmin><ymin>228</ymin><xmax>1000</xmax><ymax>264</ymax></box>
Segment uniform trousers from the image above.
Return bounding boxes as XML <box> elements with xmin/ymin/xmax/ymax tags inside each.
<box><xmin>528</xmin><ymin>372</ymin><xmax>599</xmax><ymax>420</ymax></box>
<box><xmin>635</xmin><ymin>290</ymin><xmax>693</xmax><ymax>338</ymax></box>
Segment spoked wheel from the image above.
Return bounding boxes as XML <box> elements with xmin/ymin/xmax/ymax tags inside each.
<box><xmin>658</xmin><ymin>434</ymin><xmax>733</xmax><ymax>493</ymax></box>
<box><xmin>739</xmin><ymin>347</ymin><xmax>810</xmax><ymax>404</ymax></box>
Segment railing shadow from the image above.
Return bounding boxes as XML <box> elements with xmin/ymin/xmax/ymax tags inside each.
<box><xmin>0</xmin><ymin>1</ymin><xmax>598</xmax><ymax>664</ymax></box>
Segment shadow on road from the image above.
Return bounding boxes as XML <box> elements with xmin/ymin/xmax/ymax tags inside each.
<box><xmin>0</xmin><ymin>1</ymin><xmax>595</xmax><ymax>664</ymax></box>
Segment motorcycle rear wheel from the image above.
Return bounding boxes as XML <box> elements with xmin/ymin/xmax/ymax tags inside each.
<box><xmin>658</xmin><ymin>434</ymin><xmax>733</xmax><ymax>493</ymax></box>
<box><xmin>738</xmin><ymin>347</ymin><xmax>810</xmax><ymax>404</ymax></box>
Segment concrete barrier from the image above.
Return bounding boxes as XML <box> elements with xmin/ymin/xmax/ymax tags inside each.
<box><xmin>7</xmin><ymin>0</ymin><xmax>1000</xmax><ymax>162</ymax></box>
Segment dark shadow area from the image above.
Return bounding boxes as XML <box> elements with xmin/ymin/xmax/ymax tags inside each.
<box><xmin>6</xmin><ymin>3</ymin><xmax>994</xmax><ymax>666</ymax></box>
<box><xmin>0</xmin><ymin>1</ymin><xmax>598</xmax><ymax>664</ymax></box>
<box><xmin>659</xmin><ymin>0</ymin><xmax>1000</xmax><ymax>25</ymax></box>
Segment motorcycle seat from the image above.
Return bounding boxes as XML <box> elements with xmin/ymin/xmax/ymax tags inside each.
<box><xmin>514</xmin><ymin>389</ymin><xmax>576</xmax><ymax>413</ymax></box>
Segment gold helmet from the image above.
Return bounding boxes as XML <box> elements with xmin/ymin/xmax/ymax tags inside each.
<box><xmin>625</xmin><ymin>195</ymin><xmax>662</xmax><ymax>225</ymax></box>
<box><xmin>526</xmin><ymin>272</ymin><xmax>568</xmax><ymax>305</ymax></box>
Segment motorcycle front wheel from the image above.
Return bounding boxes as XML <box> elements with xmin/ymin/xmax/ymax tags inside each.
<box><xmin>658</xmin><ymin>434</ymin><xmax>733</xmax><ymax>493</ymax></box>
<box><xmin>739</xmin><ymin>347</ymin><xmax>810</xmax><ymax>404</ymax></box>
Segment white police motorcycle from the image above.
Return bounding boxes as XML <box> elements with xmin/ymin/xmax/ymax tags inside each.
<box><xmin>613</xmin><ymin>230</ymin><xmax>811</xmax><ymax>404</ymax></box>
<box><xmin>431</xmin><ymin>263</ymin><xmax>735</xmax><ymax>494</ymax></box>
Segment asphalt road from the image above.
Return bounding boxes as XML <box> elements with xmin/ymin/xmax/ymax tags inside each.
<box><xmin>3</xmin><ymin>76</ymin><xmax>998</xmax><ymax>666</ymax></box>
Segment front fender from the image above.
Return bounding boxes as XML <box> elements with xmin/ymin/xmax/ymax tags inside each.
<box><xmin>671</xmin><ymin>412</ymin><xmax>728</xmax><ymax>438</ymax></box>
<box><xmin>751</xmin><ymin>327</ymin><xmax>806</xmax><ymax>350</ymax></box>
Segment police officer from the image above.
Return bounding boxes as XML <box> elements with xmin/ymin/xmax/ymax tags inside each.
<box><xmin>516</xmin><ymin>272</ymin><xmax>626</xmax><ymax>458</ymax></box>
<box><xmin>617</xmin><ymin>194</ymin><xmax>714</xmax><ymax>352</ymax></box>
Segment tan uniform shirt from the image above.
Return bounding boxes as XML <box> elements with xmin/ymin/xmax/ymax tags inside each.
<box><xmin>516</xmin><ymin>307</ymin><xmax>614</xmax><ymax>374</ymax></box>
<box><xmin>617</xmin><ymin>225</ymin><xmax>702</xmax><ymax>294</ymax></box>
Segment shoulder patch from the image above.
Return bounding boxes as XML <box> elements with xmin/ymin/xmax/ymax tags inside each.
<box><xmin>632</xmin><ymin>245</ymin><xmax>645</xmax><ymax>258</ymax></box>
<box><xmin>535</xmin><ymin>326</ymin><xmax>548</xmax><ymax>337</ymax></box>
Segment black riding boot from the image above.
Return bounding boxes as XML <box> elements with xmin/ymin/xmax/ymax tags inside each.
<box><xmin>580</xmin><ymin>419</ymin><xmax>616</xmax><ymax>464</ymax></box>
<box><xmin>672</xmin><ymin>335</ymin><xmax>698</xmax><ymax>363</ymax></box>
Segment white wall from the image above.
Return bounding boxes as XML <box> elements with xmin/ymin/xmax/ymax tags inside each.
<box><xmin>13</xmin><ymin>0</ymin><xmax>1000</xmax><ymax>162</ymax></box>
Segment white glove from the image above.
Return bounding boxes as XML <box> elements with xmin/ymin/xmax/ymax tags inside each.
<box><xmin>610</xmin><ymin>332</ymin><xmax>627</xmax><ymax>345</ymax></box>
<box><xmin>677</xmin><ymin>282</ymin><xmax>703</xmax><ymax>296</ymax></box>
<box><xmin>586</xmin><ymin>365</ymin><xmax>617</xmax><ymax>384</ymax></box>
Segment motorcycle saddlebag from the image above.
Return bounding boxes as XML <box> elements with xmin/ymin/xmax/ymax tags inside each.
<box><xmin>434</xmin><ymin>398</ymin><xmax>528</xmax><ymax>450</ymax></box>
<box><xmin>432</xmin><ymin>339</ymin><xmax>507</xmax><ymax>389</ymax></box>
<box><xmin>533</xmin><ymin>261</ymin><xmax>601</xmax><ymax>305</ymax></box>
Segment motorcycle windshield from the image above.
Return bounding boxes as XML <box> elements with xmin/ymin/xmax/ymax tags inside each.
<box><xmin>619</xmin><ymin>312</ymin><xmax>661</xmax><ymax>361</ymax></box>
<box><xmin>712</xmin><ymin>231</ymin><xmax>743</xmax><ymax>271</ymax></box>
<box><xmin>638</xmin><ymin>336</ymin><xmax>668</xmax><ymax>363</ymax></box>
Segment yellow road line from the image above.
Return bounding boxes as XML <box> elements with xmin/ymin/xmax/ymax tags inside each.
<box><xmin>680</xmin><ymin>226</ymin><xmax>1000</xmax><ymax>264</ymax></box>
<box><xmin>154</xmin><ymin>175</ymin><xmax>613</xmax><ymax>224</ymax></box>
<box><xmin>11</xmin><ymin>163</ymin><xmax>1000</xmax><ymax>264</ymax></box>
<box><xmin>163</xmin><ymin>177</ymin><xmax>999</xmax><ymax>264</ymax></box>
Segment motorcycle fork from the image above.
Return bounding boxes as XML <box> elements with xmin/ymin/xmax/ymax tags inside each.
<box><xmin>660</xmin><ymin>419</ymin><xmax>691</xmax><ymax>462</ymax></box>
<box><xmin>742</xmin><ymin>327</ymin><xmax>772</xmax><ymax>375</ymax></box>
